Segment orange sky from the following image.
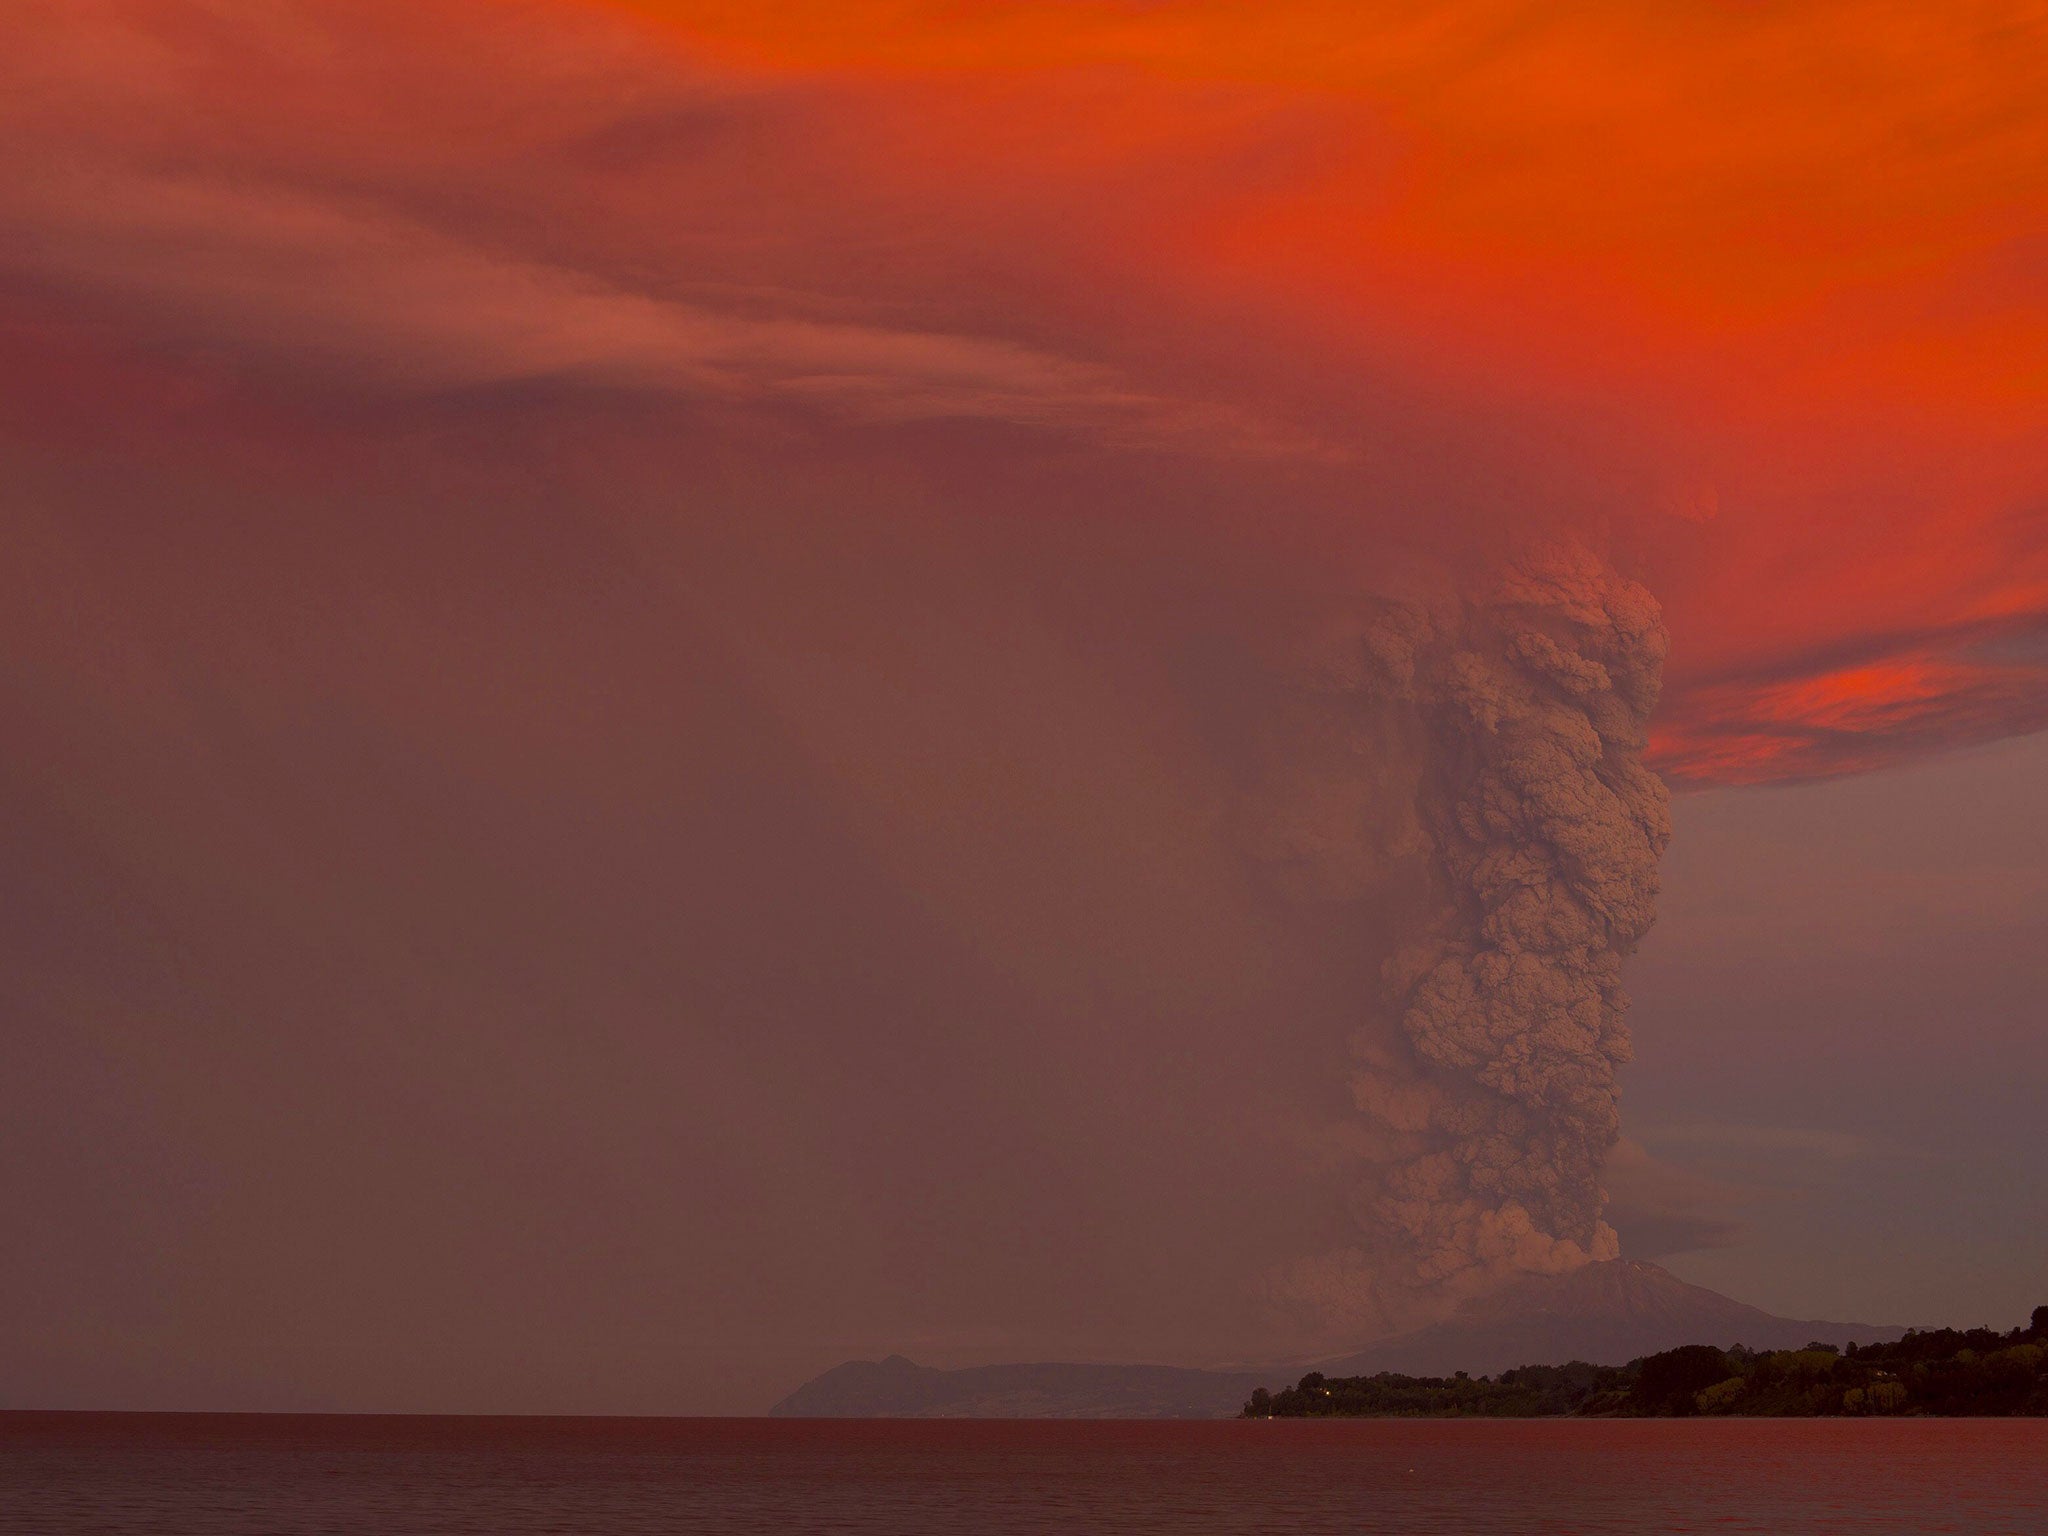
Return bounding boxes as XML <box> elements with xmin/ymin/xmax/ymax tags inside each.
<box><xmin>6</xmin><ymin>0</ymin><xmax>2046</xmax><ymax>782</ymax></box>
<box><xmin>602</xmin><ymin>0</ymin><xmax>2048</xmax><ymax>781</ymax></box>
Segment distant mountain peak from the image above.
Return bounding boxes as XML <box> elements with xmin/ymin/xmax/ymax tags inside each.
<box><xmin>770</xmin><ymin>1261</ymin><xmax>1907</xmax><ymax>1418</ymax></box>
<box><xmin>1454</xmin><ymin>1259</ymin><xmax>1766</xmax><ymax>1323</ymax></box>
<box><xmin>1312</xmin><ymin>1259</ymin><xmax>1904</xmax><ymax>1379</ymax></box>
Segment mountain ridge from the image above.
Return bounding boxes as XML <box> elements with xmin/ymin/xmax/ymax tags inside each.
<box><xmin>769</xmin><ymin>1261</ymin><xmax>1907</xmax><ymax>1418</ymax></box>
<box><xmin>1310</xmin><ymin>1259</ymin><xmax>1906</xmax><ymax>1379</ymax></box>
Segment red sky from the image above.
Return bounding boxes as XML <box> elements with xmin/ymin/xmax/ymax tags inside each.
<box><xmin>9</xmin><ymin>0</ymin><xmax>2047</xmax><ymax>784</ymax></box>
<box><xmin>603</xmin><ymin>0</ymin><xmax>2048</xmax><ymax>783</ymax></box>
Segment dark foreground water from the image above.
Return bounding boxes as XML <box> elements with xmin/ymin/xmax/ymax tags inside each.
<box><xmin>3</xmin><ymin>1413</ymin><xmax>2044</xmax><ymax>1534</ymax></box>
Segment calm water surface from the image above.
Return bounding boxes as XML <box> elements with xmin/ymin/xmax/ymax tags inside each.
<box><xmin>3</xmin><ymin>1412</ymin><xmax>2043</xmax><ymax>1534</ymax></box>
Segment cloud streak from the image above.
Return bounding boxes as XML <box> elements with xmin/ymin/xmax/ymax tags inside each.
<box><xmin>1</xmin><ymin>2</ymin><xmax>1325</xmax><ymax>458</ymax></box>
<box><xmin>1654</xmin><ymin>623</ymin><xmax>2048</xmax><ymax>786</ymax></box>
<box><xmin>3</xmin><ymin>164</ymin><xmax>1315</xmax><ymax>453</ymax></box>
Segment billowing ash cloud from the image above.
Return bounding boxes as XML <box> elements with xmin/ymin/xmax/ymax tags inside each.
<box><xmin>1244</xmin><ymin>544</ymin><xmax>1671</xmax><ymax>1339</ymax></box>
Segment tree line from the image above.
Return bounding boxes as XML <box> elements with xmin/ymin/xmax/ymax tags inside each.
<box><xmin>1243</xmin><ymin>1307</ymin><xmax>2048</xmax><ymax>1418</ymax></box>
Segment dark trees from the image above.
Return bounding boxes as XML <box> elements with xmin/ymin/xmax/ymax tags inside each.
<box><xmin>1629</xmin><ymin>1345</ymin><xmax>1736</xmax><ymax>1416</ymax></box>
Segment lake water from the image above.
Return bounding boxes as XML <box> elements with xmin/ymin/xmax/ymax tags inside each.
<box><xmin>3</xmin><ymin>1412</ymin><xmax>2043</xmax><ymax>1534</ymax></box>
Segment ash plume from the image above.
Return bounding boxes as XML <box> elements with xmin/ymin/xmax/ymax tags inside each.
<box><xmin>1246</xmin><ymin>544</ymin><xmax>1672</xmax><ymax>1338</ymax></box>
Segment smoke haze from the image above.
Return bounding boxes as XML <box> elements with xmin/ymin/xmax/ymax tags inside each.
<box><xmin>3</xmin><ymin>0</ymin><xmax>2045</xmax><ymax>1412</ymax></box>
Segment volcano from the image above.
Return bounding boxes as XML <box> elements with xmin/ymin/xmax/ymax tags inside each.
<box><xmin>769</xmin><ymin>1262</ymin><xmax>1907</xmax><ymax>1417</ymax></box>
<box><xmin>1311</xmin><ymin>1259</ymin><xmax>1906</xmax><ymax>1380</ymax></box>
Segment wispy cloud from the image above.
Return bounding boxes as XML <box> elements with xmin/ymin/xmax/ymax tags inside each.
<box><xmin>1653</xmin><ymin>624</ymin><xmax>2048</xmax><ymax>787</ymax></box>
<box><xmin>1</xmin><ymin>163</ymin><xmax>1321</xmax><ymax>457</ymax></box>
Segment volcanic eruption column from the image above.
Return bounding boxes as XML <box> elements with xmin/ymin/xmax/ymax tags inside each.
<box><xmin>1267</xmin><ymin>545</ymin><xmax>1671</xmax><ymax>1331</ymax></box>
